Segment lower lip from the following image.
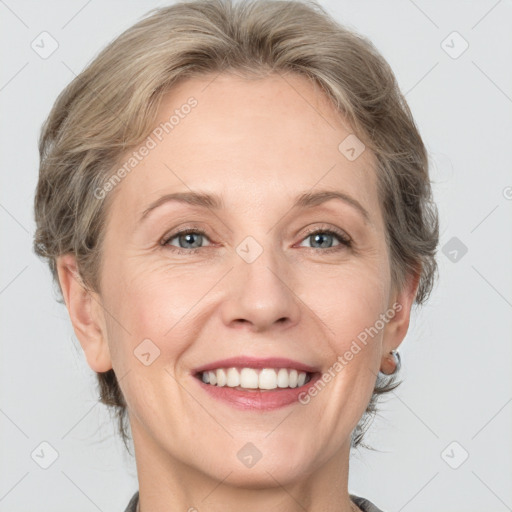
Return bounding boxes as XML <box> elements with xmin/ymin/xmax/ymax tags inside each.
<box><xmin>194</xmin><ymin>372</ymin><xmax>322</xmax><ymax>410</ymax></box>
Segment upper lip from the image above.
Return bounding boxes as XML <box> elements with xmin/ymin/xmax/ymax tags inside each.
<box><xmin>193</xmin><ymin>356</ymin><xmax>320</xmax><ymax>375</ymax></box>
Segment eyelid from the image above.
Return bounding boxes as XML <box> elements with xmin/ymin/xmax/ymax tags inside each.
<box><xmin>161</xmin><ymin>222</ymin><xmax>352</xmax><ymax>254</ymax></box>
<box><xmin>160</xmin><ymin>222</ymin><xmax>211</xmax><ymax>245</ymax></box>
<box><xmin>299</xmin><ymin>224</ymin><xmax>351</xmax><ymax>244</ymax></box>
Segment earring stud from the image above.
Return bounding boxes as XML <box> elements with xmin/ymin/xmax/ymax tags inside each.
<box><xmin>378</xmin><ymin>349</ymin><xmax>401</xmax><ymax>377</ymax></box>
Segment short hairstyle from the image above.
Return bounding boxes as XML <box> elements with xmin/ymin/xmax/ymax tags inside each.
<box><xmin>33</xmin><ymin>0</ymin><xmax>440</xmax><ymax>454</ymax></box>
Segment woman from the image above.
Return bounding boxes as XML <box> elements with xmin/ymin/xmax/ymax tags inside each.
<box><xmin>33</xmin><ymin>0</ymin><xmax>439</xmax><ymax>510</ymax></box>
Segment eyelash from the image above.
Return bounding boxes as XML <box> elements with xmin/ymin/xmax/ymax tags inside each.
<box><xmin>161</xmin><ymin>225</ymin><xmax>352</xmax><ymax>255</ymax></box>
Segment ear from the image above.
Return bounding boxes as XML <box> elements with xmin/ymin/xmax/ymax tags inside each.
<box><xmin>56</xmin><ymin>253</ymin><xmax>112</xmax><ymax>373</ymax></box>
<box><xmin>380</xmin><ymin>266</ymin><xmax>421</xmax><ymax>373</ymax></box>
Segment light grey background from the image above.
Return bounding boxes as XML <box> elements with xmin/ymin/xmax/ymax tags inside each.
<box><xmin>1</xmin><ymin>1</ymin><xmax>511</xmax><ymax>511</ymax></box>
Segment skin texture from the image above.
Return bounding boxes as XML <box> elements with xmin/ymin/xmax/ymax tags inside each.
<box><xmin>57</xmin><ymin>71</ymin><xmax>419</xmax><ymax>512</ymax></box>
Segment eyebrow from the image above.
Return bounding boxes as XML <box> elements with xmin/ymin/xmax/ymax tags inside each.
<box><xmin>139</xmin><ymin>190</ymin><xmax>372</xmax><ymax>225</ymax></box>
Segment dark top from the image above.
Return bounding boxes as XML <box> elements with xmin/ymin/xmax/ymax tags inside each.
<box><xmin>123</xmin><ymin>491</ymin><xmax>385</xmax><ymax>511</ymax></box>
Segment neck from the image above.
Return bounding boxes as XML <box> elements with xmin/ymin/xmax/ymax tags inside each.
<box><xmin>131</xmin><ymin>420</ymin><xmax>360</xmax><ymax>512</ymax></box>
<box><xmin>137</xmin><ymin>498</ymin><xmax>360</xmax><ymax>512</ymax></box>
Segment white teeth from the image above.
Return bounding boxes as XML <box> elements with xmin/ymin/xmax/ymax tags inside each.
<box><xmin>226</xmin><ymin>367</ymin><xmax>240</xmax><ymax>387</ymax></box>
<box><xmin>259</xmin><ymin>368</ymin><xmax>277</xmax><ymax>389</ymax></box>
<box><xmin>200</xmin><ymin>367</ymin><xmax>310</xmax><ymax>390</ymax></box>
<box><xmin>216</xmin><ymin>368</ymin><xmax>227</xmax><ymax>387</ymax></box>
<box><xmin>240</xmin><ymin>368</ymin><xmax>259</xmax><ymax>389</ymax></box>
<box><xmin>277</xmin><ymin>368</ymin><xmax>289</xmax><ymax>388</ymax></box>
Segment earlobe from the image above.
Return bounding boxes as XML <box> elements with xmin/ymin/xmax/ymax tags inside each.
<box><xmin>56</xmin><ymin>253</ymin><xmax>112</xmax><ymax>373</ymax></box>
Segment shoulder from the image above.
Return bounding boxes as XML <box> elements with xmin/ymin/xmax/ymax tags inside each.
<box><xmin>123</xmin><ymin>491</ymin><xmax>139</xmax><ymax>512</ymax></box>
<box><xmin>350</xmin><ymin>493</ymin><xmax>387</xmax><ymax>512</ymax></box>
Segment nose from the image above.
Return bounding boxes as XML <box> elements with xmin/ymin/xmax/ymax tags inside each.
<box><xmin>219</xmin><ymin>244</ymin><xmax>301</xmax><ymax>333</ymax></box>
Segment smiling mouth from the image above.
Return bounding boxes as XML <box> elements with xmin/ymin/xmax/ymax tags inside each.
<box><xmin>195</xmin><ymin>367</ymin><xmax>314</xmax><ymax>391</ymax></box>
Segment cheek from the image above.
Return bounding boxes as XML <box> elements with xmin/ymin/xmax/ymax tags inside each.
<box><xmin>101</xmin><ymin>267</ymin><xmax>196</xmax><ymax>415</ymax></box>
<box><xmin>103</xmin><ymin>262</ymin><xmax>208</xmax><ymax>361</ymax></box>
<box><xmin>305</xmin><ymin>260</ymin><xmax>390</xmax><ymax>359</ymax></box>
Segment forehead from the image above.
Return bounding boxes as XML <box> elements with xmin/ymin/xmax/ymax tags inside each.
<box><xmin>108</xmin><ymin>72</ymin><xmax>381</xmax><ymax>227</ymax></box>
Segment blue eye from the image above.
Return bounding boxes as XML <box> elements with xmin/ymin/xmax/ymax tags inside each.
<box><xmin>162</xmin><ymin>229</ymin><xmax>212</xmax><ymax>254</ymax></box>
<box><xmin>299</xmin><ymin>229</ymin><xmax>351</xmax><ymax>250</ymax></box>
<box><xmin>161</xmin><ymin>226</ymin><xmax>352</xmax><ymax>255</ymax></box>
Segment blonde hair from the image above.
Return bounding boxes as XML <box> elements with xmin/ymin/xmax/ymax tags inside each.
<box><xmin>33</xmin><ymin>0</ymin><xmax>439</xmax><ymax>454</ymax></box>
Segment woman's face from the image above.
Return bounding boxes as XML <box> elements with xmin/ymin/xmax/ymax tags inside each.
<box><xmin>66</xmin><ymin>72</ymin><xmax>416</xmax><ymax>487</ymax></box>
